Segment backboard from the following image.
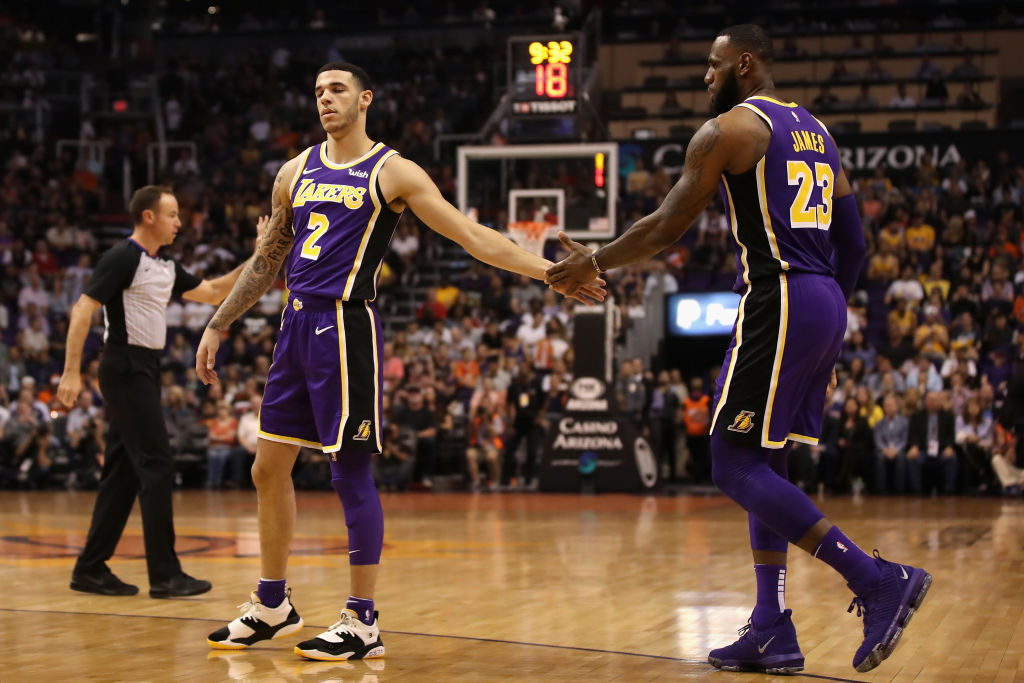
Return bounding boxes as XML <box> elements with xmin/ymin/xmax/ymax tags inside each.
<box><xmin>456</xmin><ymin>143</ymin><xmax>618</xmax><ymax>242</ymax></box>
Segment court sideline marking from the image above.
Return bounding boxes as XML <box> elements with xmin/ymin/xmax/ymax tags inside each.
<box><xmin>0</xmin><ymin>606</ymin><xmax>859</xmax><ymax>681</ymax></box>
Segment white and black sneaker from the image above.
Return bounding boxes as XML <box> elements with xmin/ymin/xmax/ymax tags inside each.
<box><xmin>293</xmin><ymin>608</ymin><xmax>385</xmax><ymax>661</ymax></box>
<box><xmin>207</xmin><ymin>589</ymin><xmax>304</xmax><ymax>649</ymax></box>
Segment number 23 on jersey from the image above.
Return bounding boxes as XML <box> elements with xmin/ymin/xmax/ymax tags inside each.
<box><xmin>787</xmin><ymin>160</ymin><xmax>834</xmax><ymax>230</ymax></box>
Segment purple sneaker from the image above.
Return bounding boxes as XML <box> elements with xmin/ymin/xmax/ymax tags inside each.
<box><xmin>708</xmin><ymin>609</ymin><xmax>804</xmax><ymax>675</ymax></box>
<box><xmin>848</xmin><ymin>550</ymin><xmax>932</xmax><ymax>672</ymax></box>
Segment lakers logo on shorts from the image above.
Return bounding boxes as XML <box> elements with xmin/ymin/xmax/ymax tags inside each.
<box><xmin>727</xmin><ymin>410</ymin><xmax>756</xmax><ymax>434</ymax></box>
<box><xmin>353</xmin><ymin>420</ymin><xmax>372</xmax><ymax>441</ymax></box>
<box><xmin>292</xmin><ymin>297</ymin><xmax>303</xmax><ymax>311</ymax></box>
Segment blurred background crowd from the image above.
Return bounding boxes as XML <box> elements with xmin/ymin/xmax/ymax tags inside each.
<box><xmin>0</xmin><ymin>1</ymin><xmax>1022</xmax><ymax>497</ymax></box>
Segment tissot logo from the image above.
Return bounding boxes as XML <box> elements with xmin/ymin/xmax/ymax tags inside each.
<box><xmin>348</xmin><ymin>168</ymin><xmax>369</xmax><ymax>178</ymax></box>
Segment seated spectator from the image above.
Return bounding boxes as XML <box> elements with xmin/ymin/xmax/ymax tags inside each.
<box><xmin>867</xmin><ymin>242</ymin><xmax>900</xmax><ymax>282</ymax></box>
<box><xmin>204</xmin><ymin>400</ymin><xmax>238</xmax><ymax>489</ymax></box>
<box><xmin>834</xmin><ymin>397</ymin><xmax>872</xmax><ymax>494</ymax></box>
<box><xmin>416</xmin><ymin>287</ymin><xmax>448</xmax><ymax>323</ymax></box>
<box><xmin>914</xmin><ymin>304</ymin><xmax>950</xmax><ymax>361</ymax></box>
<box><xmin>65</xmin><ymin>390</ymin><xmax>103</xmax><ymax>488</ymax></box>
<box><xmin>842</xmin><ymin>34</ymin><xmax>869</xmax><ymax>57</ymax></box>
<box><xmin>874</xmin><ymin>393</ymin><xmax>909</xmax><ymax>494</ymax></box>
<box><xmin>991</xmin><ymin>422</ymin><xmax>1024</xmax><ymax>494</ymax></box>
<box><xmin>912</xmin><ymin>56</ymin><xmax>943</xmax><ymax>81</ymax></box>
<box><xmin>465</xmin><ymin>400</ymin><xmax>503</xmax><ymax>491</ymax></box>
<box><xmin>983</xmin><ymin>311</ymin><xmax>1014</xmax><ymax>353</ymax></box>
<box><xmin>886</xmin><ymin>263</ymin><xmax>926</xmax><ymax>308</ymax></box>
<box><xmin>435</xmin><ymin>274</ymin><xmax>460</xmax><ymax>311</ymax></box>
<box><xmin>395</xmin><ymin>387</ymin><xmax>437</xmax><ymax>488</ymax></box>
<box><xmin>921</xmin><ymin>75</ymin><xmax>949</xmax><ymax>105</ymax></box>
<box><xmin>905</xmin><ymin>213</ymin><xmax>936</xmax><ymax>264</ymax></box>
<box><xmin>234</xmin><ymin>394</ymin><xmax>259</xmax><ymax>488</ymax></box>
<box><xmin>950</xmin><ymin>54</ymin><xmax>983</xmax><ymax>79</ymax></box>
<box><xmin>956</xmin><ymin>82</ymin><xmax>984</xmax><ymax>108</ymax></box>
<box><xmin>906</xmin><ymin>390</ymin><xmax>958</xmax><ymax>494</ymax></box>
<box><xmin>812</xmin><ymin>85</ymin><xmax>839</xmax><ymax>111</ymax></box>
<box><xmin>921</xmin><ymin>261</ymin><xmax>951</xmax><ymax>300</ymax></box>
<box><xmin>829</xmin><ymin>59</ymin><xmax>854</xmax><ymax>81</ymax></box>
<box><xmin>890</xmin><ymin>83</ymin><xmax>917</xmax><ymax>108</ymax></box>
<box><xmin>941</xmin><ymin>339</ymin><xmax>980</xmax><ymax>383</ymax></box>
<box><xmin>905</xmin><ymin>354</ymin><xmax>944</xmax><ymax>393</ymax></box>
<box><xmin>864</xmin><ymin>56</ymin><xmax>891</xmax><ymax>81</ymax></box>
<box><xmin>373</xmin><ymin>423</ymin><xmax>415</xmax><ymax>492</ymax></box>
<box><xmin>852</xmin><ymin>84</ymin><xmax>878</xmax><ymax>110</ymax></box>
<box><xmin>843</xmin><ymin>330</ymin><xmax>877</xmax><ymax>372</ymax></box>
<box><xmin>866</xmin><ymin>354</ymin><xmax>907</xmax><ymax>398</ymax></box>
<box><xmin>956</xmin><ymin>396</ymin><xmax>995</xmax><ymax>492</ymax></box>
<box><xmin>876</xmin><ymin>219</ymin><xmax>905</xmax><ymax>256</ymax></box>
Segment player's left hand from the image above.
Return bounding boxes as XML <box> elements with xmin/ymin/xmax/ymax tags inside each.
<box><xmin>196</xmin><ymin>327</ymin><xmax>222</xmax><ymax>385</ymax></box>
<box><xmin>545</xmin><ymin>231</ymin><xmax>601</xmax><ymax>297</ymax></box>
<box><xmin>253</xmin><ymin>215</ymin><xmax>269</xmax><ymax>251</ymax></box>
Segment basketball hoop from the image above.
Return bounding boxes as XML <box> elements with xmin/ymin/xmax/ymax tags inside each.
<box><xmin>508</xmin><ymin>221</ymin><xmax>551</xmax><ymax>258</ymax></box>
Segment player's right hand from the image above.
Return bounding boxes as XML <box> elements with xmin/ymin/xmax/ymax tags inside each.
<box><xmin>196</xmin><ymin>327</ymin><xmax>222</xmax><ymax>385</ymax></box>
<box><xmin>56</xmin><ymin>372</ymin><xmax>82</xmax><ymax>408</ymax></box>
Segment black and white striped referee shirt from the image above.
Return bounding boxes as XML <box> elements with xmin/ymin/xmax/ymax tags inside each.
<box><xmin>84</xmin><ymin>238</ymin><xmax>202</xmax><ymax>350</ymax></box>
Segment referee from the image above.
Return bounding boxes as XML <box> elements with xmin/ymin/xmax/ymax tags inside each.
<box><xmin>57</xmin><ymin>185</ymin><xmax>257</xmax><ymax>598</ymax></box>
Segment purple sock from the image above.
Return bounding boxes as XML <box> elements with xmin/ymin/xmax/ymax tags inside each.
<box><xmin>751</xmin><ymin>564</ymin><xmax>786</xmax><ymax>629</ymax></box>
<box><xmin>813</xmin><ymin>526</ymin><xmax>880</xmax><ymax>595</ymax></box>
<box><xmin>257</xmin><ymin>578</ymin><xmax>286</xmax><ymax>608</ymax></box>
<box><xmin>347</xmin><ymin>596</ymin><xmax>375</xmax><ymax>625</ymax></box>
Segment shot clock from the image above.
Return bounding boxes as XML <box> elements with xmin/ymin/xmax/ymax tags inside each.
<box><xmin>507</xmin><ymin>34</ymin><xmax>580</xmax><ymax>117</ymax></box>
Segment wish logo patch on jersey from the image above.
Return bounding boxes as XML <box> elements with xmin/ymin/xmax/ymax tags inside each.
<box><xmin>353</xmin><ymin>420</ymin><xmax>372</xmax><ymax>441</ymax></box>
<box><xmin>727</xmin><ymin>410</ymin><xmax>756</xmax><ymax>434</ymax></box>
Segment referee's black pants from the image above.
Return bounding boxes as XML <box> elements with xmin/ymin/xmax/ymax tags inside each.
<box><xmin>75</xmin><ymin>344</ymin><xmax>182</xmax><ymax>584</ymax></box>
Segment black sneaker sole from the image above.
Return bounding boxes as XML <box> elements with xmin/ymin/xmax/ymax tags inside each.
<box><xmin>70</xmin><ymin>578</ymin><xmax>139</xmax><ymax>596</ymax></box>
<box><xmin>855</xmin><ymin>570</ymin><xmax>932</xmax><ymax>673</ymax></box>
<box><xmin>293</xmin><ymin>644</ymin><xmax>385</xmax><ymax>661</ymax></box>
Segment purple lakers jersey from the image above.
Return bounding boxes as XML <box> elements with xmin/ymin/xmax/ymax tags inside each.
<box><xmin>720</xmin><ymin>95</ymin><xmax>841</xmax><ymax>293</ymax></box>
<box><xmin>286</xmin><ymin>141</ymin><xmax>402</xmax><ymax>300</ymax></box>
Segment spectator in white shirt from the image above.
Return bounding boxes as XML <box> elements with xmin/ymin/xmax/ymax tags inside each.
<box><xmin>889</xmin><ymin>83</ymin><xmax>917</xmax><ymax>109</ymax></box>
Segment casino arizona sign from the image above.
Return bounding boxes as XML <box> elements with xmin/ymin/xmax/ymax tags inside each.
<box><xmin>838</xmin><ymin>142</ymin><xmax>961</xmax><ymax>171</ymax></box>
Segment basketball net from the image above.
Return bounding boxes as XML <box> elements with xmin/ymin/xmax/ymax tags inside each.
<box><xmin>508</xmin><ymin>221</ymin><xmax>551</xmax><ymax>258</ymax></box>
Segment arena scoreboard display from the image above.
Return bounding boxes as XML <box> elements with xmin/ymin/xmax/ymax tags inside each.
<box><xmin>507</xmin><ymin>33</ymin><xmax>587</xmax><ymax>138</ymax></box>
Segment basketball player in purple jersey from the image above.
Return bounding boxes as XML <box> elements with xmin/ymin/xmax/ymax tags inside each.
<box><xmin>547</xmin><ymin>25</ymin><xmax>930</xmax><ymax>674</ymax></box>
<box><xmin>198</xmin><ymin>62</ymin><xmax>604</xmax><ymax>661</ymax></box>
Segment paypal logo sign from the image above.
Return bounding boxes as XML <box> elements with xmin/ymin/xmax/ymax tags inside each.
<box><xmin>667</xmin><ymin>292</ymin><xmax>740</xmax><ymax>337</ymax></box>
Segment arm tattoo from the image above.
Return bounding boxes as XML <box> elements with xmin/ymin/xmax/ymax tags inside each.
<box><xmin>594</xmin><ymin>119</ymin><xmax>725</xmax><ymax>270</ymax></box>
<box><xmin>662</xmin><ymin>119</ymin><xmax>722</xmax><ymax>217</ymax></box>
<box><xmin>208</xmin><ymin>168</ymin><xmax>294</xmax><ymax>330</ymax></box>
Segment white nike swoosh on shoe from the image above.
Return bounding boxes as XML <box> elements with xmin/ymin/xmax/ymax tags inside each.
<box><xmin>315</xmin><ymin>326</ymin><xmax>334</xmax><ymax>335</ymax></box>
<box><xmin>303</xmin><ymin>167</ymin><xmax>322</xmax><ymax>174</ymax></box>
<box><xmin>899</xmin><ymin>566</ymin><xmax>908</xmax><ymax>580</ymax></box>
<box><xmin>757</xmin><ymin>635</ymin><xmax>775</xmax><ymax>653</ymax></box>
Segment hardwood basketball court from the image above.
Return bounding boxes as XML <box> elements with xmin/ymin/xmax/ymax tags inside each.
<box><xmin>1</xmin><ymin>490</ymin><xmax>1021</xmax><ymax>682</ymax></box>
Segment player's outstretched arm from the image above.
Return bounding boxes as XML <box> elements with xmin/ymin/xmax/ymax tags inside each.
<box><xmin>546</xmin><ymin>116</ymin><xmax>740</xmax><ymax>294</ymax></box>
<box><xmin>182</xmin><ymin>216</ymin><xmax>270</xmax><ymax>305</ymax></box>
<box><xmin>196</xmin><ymin>159</ymin><xmax>298</xmax><ymax>384</ymax></box>
<box><xmin>382</xmin><ymin>155</ymin><xmax>605</xmax><ymax>303</ymax></box>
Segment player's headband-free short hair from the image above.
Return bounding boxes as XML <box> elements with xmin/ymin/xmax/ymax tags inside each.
<box><xmin>717</xmin><ymin>23</ymin><xmax>774</xmax><ymax>64</ymax></box>
<box><xmin>316</xmin><ymin>62</ymin><xmax>372</xmax><ymax>91</ymax></box>
<box><xmin>129</xmin><ymin>185</ymin><xmax>173</xmax><ymax>225</ymax></box>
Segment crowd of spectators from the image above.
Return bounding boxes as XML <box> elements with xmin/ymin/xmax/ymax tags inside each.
<box><xmin>0</xmin><ymin>9</ymin><xmax>1022</xmax><ymax>497</ymax></box>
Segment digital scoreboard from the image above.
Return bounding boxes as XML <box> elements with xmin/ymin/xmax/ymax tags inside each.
<box><xmin>507</xmin><ymin>34</ymin><xmax>581</xmax><ymax>119</ymax></box>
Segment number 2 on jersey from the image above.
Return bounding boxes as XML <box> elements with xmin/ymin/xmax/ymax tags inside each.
<box><xmin>300</xmin><ymin>212</ymin><xmax>329</xmax><ymax>260</ymax></box>
<box><xmin>787</xmin><ymin>160</ymin><xmax>834</xmax><ymax>230</ymax></box>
